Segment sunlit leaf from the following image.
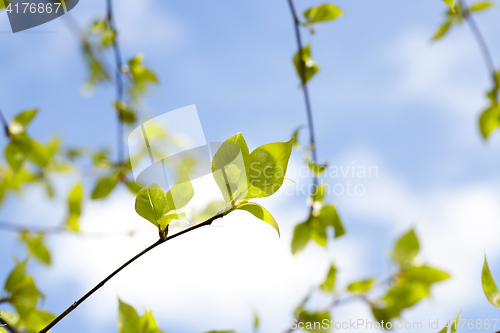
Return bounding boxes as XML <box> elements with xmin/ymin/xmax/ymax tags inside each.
<box><xmin>135</xmin><ymin>184</ymin><xmax>167</xmax><ymax>227</ymax></box>
<box><xmin>236</xmin><ymin>202</ymin><xmax>280</xmax><ymax>236</ymax></box>
<box><xmin>482</xmin><ymin>255</ymin><xmax>500</xmax><ymax>308</ymax></box>
<box><xmin>320</xmin><ymin>264</ymin><xmax>337</xmax><ymax>293</ymax></box>
<box><xmin>91</xmin><ymin>174</ymin><xmax>119</xmax><ymax>199</ymax></box>
<box><xmin>469</xmin><ymin>1</ymin><xmax>493</xmax><ymax>11</ymax></box>
<box><xmin>118</xmin><ymin>300</ymin><xmax>139</xmax><ymax>333</ymax></box>
<box><xmin>20</xmin><ymin>232</ymin><xmax>51</xmax><ymax>265</ymax></box>
<box><xmin>347</xmin><ymin>278</ymin><xmax>375</xmax><ymax>293</ymax></box>
<box><xmin>114</xmin><ymin>101</ymin><xmax>136</xmax><ymax>125</ymax></box>
<box><xmin>303</xmin><ymin>3</ymin><xmax>342</xmax><ymax>23</ymax></box>
<box><xmin>293</xmin><ymin>44</ymin><xmax>320</xmax><ymax>84</ymax></box>
<box><xmin>433</xmin><ymin>21</ymin><xmax>452</xmax><ymax>40</ymax></box>
<box><xmin>479</xmin><ymin>104</ymin><xmax>500</xmax><ymax>139</ymax></box>
<box><xmin>393</xmin><ymin>229</ymin><xmax>419</xmax><ymax>268</ymax></box>
<box><xmin>66</xmin><ymin>183</ymin><xmax>83</xmax><ymax>232</ymax></box>
<box><xmin>291</xmin><ymin>221</ymin><xmax>311</xmax><ymax>255</ymax></box>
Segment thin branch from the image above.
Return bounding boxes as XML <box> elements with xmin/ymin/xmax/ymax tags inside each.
<box><xmin>461</xmin><ymin>1</ymin><xmax>496</xmax><ymax>79</ymax></box>
<box><xmin>0</xmin><ymin>317</ymin><xmax>20</xmax><ymax>333</ymax></box>
<box><xmin>286</xmin><ymin>0</ymin><xmax>319</xmax><ymax>210</ymax></box>
<box><xmin>36</xmin><ymin>213</ymin><xmax>224</xmax><ymax>333</ymax></box>
<box><xmin>0</xmin><ymin>107</ymin><xmax>10</xmax><ymax>138</ymax></box>
<box><xmin>106</xmin><ymin>0</ymin><xmax>126</xmax><ymax>163</ymax></box>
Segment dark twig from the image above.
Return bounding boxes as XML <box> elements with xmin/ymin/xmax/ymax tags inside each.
<box><xmin>36</xmin><ymin>213</ymin><xmax>224</xmax><ymax>333</ymax></box>
<box><xmin>286</xmin><ymin>0</ymin><xmax>319</xmax><ymax>210</ymax></box>
<box><xmin>0</xmin><ymin>317</ymin><xmax>20</xmax><ymax>333</ymax></box>
<box><xmin>0</xmin><ymin>107</ymin><xmax>10</xmax><ymax>137</ymax></box>
<box><xmin>106</xmin><ymin>0</ymin><xmax>126</xmax><ymax>163</ymax></box>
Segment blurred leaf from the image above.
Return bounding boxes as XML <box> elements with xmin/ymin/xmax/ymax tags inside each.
<box><xmin>307</xmin><ymin>160</ymin><xmax>327</xmax><ymax>176</ymax></box>
<box><xmin>5</xmin><ymin>141</ymin><xmax>25</xmax><ymax>172</ymax></box>
<box><xmin>127</xmin><ymin>54</ymin><xmax>159</xmax><ymax>101</ymax></box>
<box><xmin>9</xmin><ymin>109</ymin><xmax>38</xmax><ymax>135</ymax></box>
<box><xmin>90</xmin><ymin>19</ymin><xmax>116</xmax><ymax>48</ymax></box>
<box><xmin>114</xmin><ymin>101</ymin><xmax>137</xmax><ymax>125</ymax></box>
<box><xmin>451</xmin><ymin>310</ymin><xmax>461</xmax><ymax>333</ymax></box>
<box><xmin>66</xmin><ymin>183</ymin><xmax>83</xmax><ymax>232</ymax></box>
<box><xmin>443</xmin><ymin>0</ymin><xmax>455</xmax><ymax>11</ymax></box>
<box><xmin>347</xmin><ymin>278</ymin><xmax>374</xmax><ymax>293</ymax></box>
<box><xmin>197</xmin><ymin>200</ymin><xmax>225</xmax><ymax>221</ymax></box>
<box><xmin>310</xmin><ymin>217</ymin><xmax>327</xmax><ymax>247</ymax></box>
<box><xmin>23</xmin><ymin>309</ymin><xmax>56</xmax><ymax>333</ymax></box>
<box><xmin>319</xmin><ymin>264</ymin><xmax>337</xmax><ymax>293</ymax></box>
<box><xmin>126</xmin><ymin>181</ymin><xmax>143</xmax><ymax>194</ymax></box>
<box><xmin>383</xmin><ymin>280</ymin><xmax>429</xmax><ymax>315</ymax></box>
<box><xmin>118</xmin><ymin>300</ymin><xmax>139</xmax><ymax>333</ymax></box>
<box><xmin>246</xmin><ymin>138</ymin><xmax>293</xmax><ymax>199</ymax></box>
<box><xmin>296</xmin><ymin>310</ymin><xmax>331</xmax><ymax>332</ymax></box>
<box><xmin>4</xmin><ymin>260</ymin><xmax>42</xmax><ymax>319</ymax></box>
<box><xmin>235</xmin><ymin>202</ymin><xmax>279</xmax><ymax>236</ymax></box>
<box><xmin>291</xmin><ymin>125</ymin><xmax>304</xmax><ymax>150</ymax></box>
<box><xmin>91</xmin><ymin>174</ymin><xmax>119</xmax><ymax>199</ymax></box>
<box><xmin>93</xmin><ymin>149</ymin><xmax>112</xmax><ymax>168</ymax></box>
<box><xmin>316</xmin><ymin>204</ymin><xmax>345</xmax><ymax>238</ymax></box>
<box><xmin>479</xmin><ymin>104</ymin><xmax>500</xmax><ymax>139</ymax></box>
<box><xmin>482</xmin><ymin>255</ymin><xmax>500</xmax><ymax>308</ymax></box>
<box><xmin>433</xmin><ymin>21</ymin><xmax>452</xmax><ymax>40</ymax></box>
<box><xmin>403</xmin><ymin>266</ymin><xmax>450</xmax><ymax>285</ymax></box>
<box><xmin>469</xmin><ymin>1</ymin><xmax>493</xmax><ymax>11</ymax></box>
<box><xmin>303</xmin><ymin>3</ymin><xmax>342</xmax><ymax>23</ymax></box>
<box><xmin>294</xmin><ymin>44</ymin><xmax>320</xmax><ymax>84</ymax></box>
<box><xmin>292</xmin><ymin>221</ymin><xmax>311</xmax><ymax>255</ymax></box>
<box><xmin>393</xmin><ymin>229</ymin><xmax>419</xmax><ymax>268</ymax></box>
<box><xmin>20</xmin><ymin>232</ymin><xmax>51</xmax><ymax>265</ymax></box>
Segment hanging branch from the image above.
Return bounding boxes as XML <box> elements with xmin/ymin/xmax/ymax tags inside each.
<box><xmin>0</xmin><ymin>107</ymin><xmax>10</xmax><ymax>137</ymax></box>
<box><xmin>286</xmin><ymin>0</ymin><xmax>319</xmax><ymax>201</ymax></box>
<box><xmin>106</xmin><ymin>0</ymin><xmax>126</xmax><ymax>164</ymax></box>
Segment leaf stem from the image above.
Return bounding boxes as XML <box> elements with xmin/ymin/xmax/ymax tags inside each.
<box><xmin>0</xmin><ymin>107</ymin><xmax>10</xmax><ymax>138</ymax></box>
<box><xmin>36</xmin><ymin>213</ymin><xmax>224</xmax><ymax>333</ymax></box>
<box><xmin>286</xmin><ymin>0</ymin><xmax>319</xmax><ymax>202</ymax></box>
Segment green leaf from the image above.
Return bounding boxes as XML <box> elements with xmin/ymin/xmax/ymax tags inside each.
<box><xmin>11</xmin><ymin>137</ymin><xmax>50</xmax><ymax>168</ymax></box>
<box><xmin>114</xmin><ymin>101</ymin><xmax>137</xmax><ymax>125</ymax></box>
<box><xmin>20</xmin><ymin>232</ymin><xmax>51</xmax><ymax>265</ymax></box>
<box><xmin>296</xmin><ymin>310</ymin><xmax>331</xmax><ymax>332</ymax></box>
<box><xmin>212</xmin><ymin>133</ymin><xmax>250</xmax><ymax>203</ymax></box>
<box><xmin>253</xmin><ymin>311</ymin><xmax>259</xmax><ymax>333</ymax></box>
<box><xmin>443</xmin><ymin>0</ymin><xmax>455</xmax><ymax>11</ymax></box>
<box><xmin>291</xmin><ymin>126</ymin><xmax>304</xmax><ymax>150</ymax></box>
<box><xmin>293</xmin><ymin>44</ymin><xmax>320</xmax><ymax>84</ymax></box>
<box><xmin>307</xmin><ymin>160</ymin><xmax>327</xmax><ymax>176</ymax></box>
<box><xmin>383</xmin><ymin>280</ymin><xmax>429</xmax><ymax>313</ymax></box>
<box><xmin>118</xmin><ymin>300</ymin><xmax>140</xmax><ymax>333</ymax></box>
<box><xmin>5</xmin><ymin>141</ymin><xmax>25</xmax><ymax>172</ymax></box>
<box><xmin>138</xmin><ymin>310</ymin><xmax>162</xmax><ymax>333</ymax></box>
<box><xmin>437</xmin><ymin>324</ymin><xmax>449</xmax><ymax>333</ymax></box>
<box><xmin>310</xmin><ymin>217</ymin><xmax>327</xmax><ymax>247</ymax></box>
<box><xmin>393</xmin><ymin>229</ymin><xmax>419</xmax><ymax>268</ymax></box>
<box><xmin>135</xmin><ymin>184</ymin><xmax>167</xmax><ymax>227</ymax></box>
<box><xmin>246</xmin><ymin>138</ymin><xmax>293</xmax><ymax>199</ymax></box>
<box><xmin>319</xmin><ymin>264</ymin><xmax>337</xmax><ymax>293</ymax></box>
<box><xmin>479</xmin><ymin>104</ymin><xmax>500</xmax><ymax>139</ymax></box>
<box><xmin>165</xmin><ymin>169</ymin><xmax>194</xmax><ymax>214</ymax></box>
<box><xmin>433</xmin><ymin>21</ymin><xmax>452</xmax><ymax>40</ymax></box>
<box><xmin>91</xmin><ymin>174</ymin><xmax>119</xmax><ymax>199</ymax></box>
<box><xmin>126</xmin><ymin>181</ymin><xmax>143</xmax><ymax>194</ymax></box>
<box><xmin>235</xmin><ymin>202</ymin><xmax>280</xmax><ymax>236</ymax></box>
<box><xmin>450</xmin><ymin>310</ymin><xmax>461</xmax><ymax>333</ymax></box>
<box><xmin>470</xmin><ymin>1</ymin><xmax>493</xmax><ymax>11</ymax></box>
<box><xmin>9</xmin><ymin>109</ymin><xmax>37</xmax><ymax>136</ymax></box>
<box><xmin>291</xmin><ymin>221</ymin><xmax>311</xmax><ymax>255</ymax></box>
<box><xmin>304</xmin><ymin>4</ymin><xmax>342</xmax><ymax>23</ymax></box>
<box><xmin>23</xmin><ymin>309</ymin><xmax>56</xmax><ymax>333</ymax></box>
<box><xmin>66</xmin><ymin>183</ymin><xmax>83</xmax><ymax>232</ymax></box>
<box><xmin>482</xmin><ymin>255</ymin><xmax>500</xmax><ymax>308</ymax></box>
<box><xmin>316</xmin><ymin>204</ymin><xmax>345</xmax><ymax>238</ymax></box>
<box><xmin>404</xmin><ymin>266</ymin><xmax>450</xmax><ymax>285</ymax></box>
<box><xmin>347</xmin><ymin>278</ymin><xmax>375</xmax><ymax>293</ymax></box>
<box><xmin>5</xmin><ymin>261</ymin><xmax>28</xmax><ymax>293</ymax></box>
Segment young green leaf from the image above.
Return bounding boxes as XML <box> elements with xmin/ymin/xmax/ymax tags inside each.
<box><xmin>319</xmin><ymin>264</ymin><xmax>337</xmax><ymax>293</ymax></box>
<box><xmin>135</xmin><ymin>184</ymin><xmax>168</xmax><ymax>227</ymax></box>
<box><xmin>212</xmin><ymin>133</ymin><xmax>250</xmax><ymax>203</ymax></box>
<box><xmin>118</xmin><ymin>300</ymin><xmax>140</xmax><ymax>333</ymax></box>
<box><xmin>291</xmin><ymin>125</ymin><xmax>304</xmax><ymax>150</ymax></box>
<box><xmin>479</xmin><ymin>104</ymin><xmax>500</xmax><ymax>139</ymax></box>
<box><xmin>450</xmin><ymin>310</ymin><xmax>461</xmax><ymax>333</ymax></box>
<box><xmin>293</xmin><ymin>44</ymin><xmax>320</xmax><ymax>84</ymax></box>
<box><xmin>91</xmin><ymin>174</ymin><xmax>119</xmax><ymax>199</ymax></box>
<box><xmin>20</xmin><ymin>232</ymin><xmax>51</xmax><ymax>265</ymax></box>
<box><xmin>469</xmin><ymin>1</ymin><xmax>493</xmax><ymax>11</ymax></box>
<box><xmin>291</xmin><ymin>221</ymin><xmax>311</xmax><ymax>255</ymax></box>
<box><xmin>165</xmin><ymin>169</ymin><xmax>194</xmax><ymax>214</ymax></box>
<box><xmin>9</xmin><ymin>109</ymin><xmax>38</xmax><ymax>136</ymax></box>
<box><xmin>482</xmin><ymin>255</ymin><xmax>500</xmax><ymax>308</ymax></box>
<box><xmin>442</xmin><ymin>0</ymin><xmax>455</xmax><ymax>11</ymax></box>
<box><xmin>316</xmin><ymin>204</ymin><xmax>345</xmax><ymax>238</ymax></box>
<box><xmin>246</xmin><ymin>138</ymin><xmax>293</xmax><ymax>199</ymax></box>
<box><xmin>403</xmin><ymin>266</ymin><xmax>450</xmax><ymax>285</ymax></box>
<box><xmin>347</xmin><ymin>278</ymin><xmax>375</xmax><ymax>293</ymax></box>
<box><xmin>66</xmin><ymin>183</ymin><xmax>83</xmax><ymax>232</ymax></box>
<box><xmin>307</xmin><ymin>160</ymin><xmax>327</xmax><ymax>176</ymax></box>
<box><xmin>303</xmin><ymin>4</ymin><xmax>342</xmax><ymax>23</ymax></box>
<box><xmin>114</xmin><ymin>101</ymin><xmax>137</xmax><ymax>125</ymax></box>
<box><xmin>433</xmin><ymin>21</ymin><xmax>452</xmax><ymax>40</ymax></box>
<box><xmin>235</xmin><ymin>202</ymin><xmax>280</xmax><ymax>236</ymax></box>
<box><xmin>5</xmin><ymin>141</ymin><xmax>25</xmax><ymax>172</ymax></box>
<box><xmin>393</xmin><ymin>229</ymin><xmax>419</xmax><ymax>268</ymax></box>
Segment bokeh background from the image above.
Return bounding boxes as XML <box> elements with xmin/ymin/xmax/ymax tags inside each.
<box><xmin>1</xmin><ymin>0</ymin><xmax>500</xmax><ymax>332</ymax></box>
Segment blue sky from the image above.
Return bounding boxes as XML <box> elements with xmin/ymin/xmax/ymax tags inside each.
<box><xmin>1</xmin><ymin>0</ymin><xmax>500</xmax><ymax>332</ymax></box>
